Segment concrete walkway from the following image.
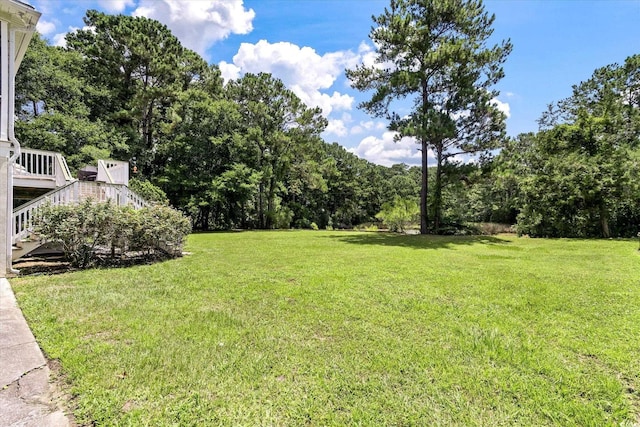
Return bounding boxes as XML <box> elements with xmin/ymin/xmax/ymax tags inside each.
<box><xmin>0</xmin><ymin>278</ymin><xmax>71</xmax><ymax>427</ymax></box>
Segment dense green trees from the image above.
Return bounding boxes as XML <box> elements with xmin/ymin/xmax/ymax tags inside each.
<box><xmin>347</xmin><ymin>0</ymin><xmax>511</xmax><ymax>233</ymax></box>
<box><xmin>65</xmin><ymin>10</ymin><xmax>210</xmax><ymax>173</ymax></box>
<box><xmin>226</xmin><ymin>73</ymin><xmax>327</xmax><ymax>229</ymax></box>
<box><xmin>14</xmin><ymin>7</ymin><xmax>639</xmax><ymax>237</ymax></box>
<box><xmin>496</xmin><ymin>55</ymin><xmax>640</xmax><ymax>237</ymax></box>
<box><xmin>15</xmin><ymin>13</ymin><xmax>405</xmax><ymax>230</ymax></box>
<box><xmin>15</xmin><ymin>34</ymin><xmax>126</xmax><ymax>170</ymax></box>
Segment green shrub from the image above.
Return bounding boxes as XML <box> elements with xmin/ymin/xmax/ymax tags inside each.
<box><xmin>472</xmin><ymin>222</ymin><xmax>515</xmax><ymax>235</ymax></box>
<box><xmin>131</xmin><ymin>205</ymin><xmax>192</xmax><ymax>256</ymax></box>
<box><xmin>271</xmin><ymin>206</ymin><xmax>293</xmax><ymax>229</ymax></box>
<box><xmin>35</xmin><ymin>199</ymin><xmax>117</xmax><ymax>268</ymax></box>
<box><xmin>35</xmin><ymin>200</ymin><xmax>191</xmax><ymax>268</ymax></box>
<box><xmin>375</xmin><ymin>197</ymin><xmax>419</xmax><ymax>232</ymax></box>
<box><xmin>310</xmin><ymin>222</ymin><xmax>319</xmax><ymax>230</ymax></box>
<box><xmin>129</xmin><ymin>178</ymin><xmax>169</xmax><ymax>204</ymax></box>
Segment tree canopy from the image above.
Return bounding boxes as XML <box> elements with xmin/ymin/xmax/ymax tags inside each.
<box><xmin>16</xmin><ymin>13</ymin><xmax>415</xmax><ymax>231</ymax></box>
<box><xmin>14</xmin><ymin>7</ymin><xmax>640</xmax><ymax>238</ymax></box>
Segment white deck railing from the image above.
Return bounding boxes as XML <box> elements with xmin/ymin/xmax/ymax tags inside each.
<box><xmin>97</xmin><ymin>159</ymin><xmax>129</xmax><ymax>185</ymax></box>
<box><xmin>12</xmin><ymin>181</ymin><xmax>149</xmax><ymax>245</ymax></box>
<box><xmin>13</xmin><ymin>147</ymin><xmax>74</xmax><ymax>187</ymax></box>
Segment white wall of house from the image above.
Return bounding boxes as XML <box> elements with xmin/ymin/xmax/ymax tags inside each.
<box><xmin>0</xmin><ymin>0</ymin><xmax>39</xmax><ymax>276</ymax></box>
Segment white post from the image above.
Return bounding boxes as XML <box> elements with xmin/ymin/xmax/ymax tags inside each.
<box><xmin>0</xmin><ymin>20</ymin><xmax>10</xmax><ymax>276</ymax></box>
<box><xmin>6</xmin><ymin>23</ymin><xmax>17</xmax><ymax>274</ymax></box>
<box><xmin>0</xmin><ymin>21</ymin><xmax>7</xmax><ymax>142</ymax></box>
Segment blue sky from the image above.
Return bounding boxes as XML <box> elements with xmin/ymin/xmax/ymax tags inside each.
<box><xmin>32</xmin><ymin>0</ymin><xmax>640</xmax><ymax>166</ymax></box>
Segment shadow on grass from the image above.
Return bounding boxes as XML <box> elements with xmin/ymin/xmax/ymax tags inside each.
<box><xmin>323</xmin><ymin>232</ymin><xmax>511</xmax><ymax>250</ymax></box>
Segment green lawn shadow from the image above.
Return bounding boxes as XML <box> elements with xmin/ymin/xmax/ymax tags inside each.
<box><xmin>324</xmin><ymin>231</ymin><xmax>511</xmax><ymax>250</ymax></box>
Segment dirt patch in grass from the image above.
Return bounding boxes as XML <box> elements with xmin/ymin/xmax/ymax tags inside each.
<box><xmin>13</xmin><ymin>251</ymin><xmax>179</xmax><ymax>276</ymax></box>
<box><xmin>13</xmin><ymin>256</ymin><xmax>73</xmax><ymax>276</ymax></box>
<box><xmin>47</xmin><ymin>359</ymin><xmax>78</xmax><ymax>427</ymax></box>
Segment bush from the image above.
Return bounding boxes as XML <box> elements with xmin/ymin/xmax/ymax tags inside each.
<box><xmin>129</xmin><ymin>178</ymin><xmax>169</xmax><ymax>204</ymax></box>
<box><xmin>473</xmin><ymin>222</ymin><xmax>515</xmax><ymax>235</ymax></box>
<box><xmin>35</xmin><ymin>200</ymin><xmax>191</xmax><ymax>268</ymax></box>
<box><xmin>375</xmin><ymin>197</ymin><xmax>419</xmax><ymax>232</ymax></box>
<box><xmin>131</xmin><ymin>205</ymin><xmax>192</xmax><ymax>256</ymax></box>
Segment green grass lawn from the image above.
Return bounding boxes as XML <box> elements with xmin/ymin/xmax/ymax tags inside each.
<box><xmin>11</xmin><ymin>231</ymin><xmax>640</xmax><ymax>426</ymax></box>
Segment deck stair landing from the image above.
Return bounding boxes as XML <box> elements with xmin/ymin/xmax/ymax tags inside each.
<box><xmin>13</xmin><ymin>148</ymin><xmax>74</xmax><ymax>190</ymax></box>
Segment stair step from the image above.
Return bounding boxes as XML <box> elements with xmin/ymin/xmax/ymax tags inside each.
<box><xmin>11</xmin><ymin>239</ymin><xmax>43</xmax><ymax>261</ymax></box>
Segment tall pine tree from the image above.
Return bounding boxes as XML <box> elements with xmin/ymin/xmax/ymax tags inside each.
<box><xmin>347</xmin><ymin>0</ymin><xmax>511</xmax><ymax>233</ymax></box>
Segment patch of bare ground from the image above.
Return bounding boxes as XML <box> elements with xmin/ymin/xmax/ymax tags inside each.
<box><xmin>13</xmin><ymin>256</ymin><xmax>74</xmax><ymax>276</ymax></box>
<box><xmin>47</xmin><ymin>359</ymin><xmax>78</xmax><ymax>426</ymax></box>
<box><xmin>13</xmin><ymin>251</ymin><xmax>179</xmax><ymax>276</ymax></box>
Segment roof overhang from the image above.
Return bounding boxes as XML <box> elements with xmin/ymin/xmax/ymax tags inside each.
<box><xmin>0</xmin><ymin>0</ymin><xmax>40</xmax><ymax>70</ymax></box>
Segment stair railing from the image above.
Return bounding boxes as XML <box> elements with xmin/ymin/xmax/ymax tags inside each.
<box><xmin>12</xmin><ymin>181</ymin><xmax>149</xmax><ymax>246</ymax></box>
<box><xmin>13</xmin><ymin>180</ymin><xmax>79</xmax><ymax>245</ymax></box>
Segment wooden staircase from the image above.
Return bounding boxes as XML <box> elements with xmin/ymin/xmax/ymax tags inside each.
<box><xmin>11</xmin><ymin>148</ymin><xmax>148</xmax><ymax>261</ymax></box>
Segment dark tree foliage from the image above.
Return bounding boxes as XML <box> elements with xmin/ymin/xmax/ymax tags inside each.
<box><xmin>500</xmin><ymin>55</ymin><xmax>640</xmax><ymax>237</ymax></box>
<box><xmin>15</xmin><ymin>33</ymin><xmax>127</xmax><ymax>171</ymax></box>
<box><xmin>65</xmin><ymin>10</ymin><xmax>209</xmax><ymax>172</ymax></box>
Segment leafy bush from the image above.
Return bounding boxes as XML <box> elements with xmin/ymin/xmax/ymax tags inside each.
<box><xmin>375</xmin><ymin>197</ymin><xmax>419</xmax><ymax>232</ymax></box>
<box><xmin>310</xmin><ymin>222</ymin><xmax>319</xmax><ymax>230</ymax></box>
<box><xmin>131</xmin><ymin>205</ymin><xmax>192</xmax><ymax>256</ymax></box>
<box><xmin>271</xmin><ymin>206</ymin><xmax>294</xmax><ymax>229</ymax></box>
<box><xmin>129</xmin><ymin>178</ymin><xmax>169</xmax><ymax>204</ymax></box>
<box><xmin>353</xmin><ymin>223</ymin><xmax>379</xmax><ymax>232</ymax></box>
<box><xmin>35</xmin><ymin>199</ymin><xmax>115</xmax><ymax>268</ymax></box>
<box><xmin>473</xmin><ymin>222</ymin><xmax>515</xmax><ymax>235</ymax></box>
<box><xmin>35</xmin><ymin>200</ymin><xmax>191</xmax><ymax>268</ymax></box>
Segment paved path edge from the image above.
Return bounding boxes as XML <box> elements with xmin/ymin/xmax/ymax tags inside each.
<box><xmin>0</xmin><ymin>278</ymin><xmax>72</xmax><ymax>427</ymax></box>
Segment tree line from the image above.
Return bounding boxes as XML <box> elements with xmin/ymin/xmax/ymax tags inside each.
<box><xmin>15</xmin><ymin>4</ymin><xmax>640</xmax><ymax>237</ymax></box>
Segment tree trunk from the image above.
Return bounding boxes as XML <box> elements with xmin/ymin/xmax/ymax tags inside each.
<box><xmin>420</xmin><ymin>78</ymin><xmax>429</xmax><ymax>235</ymax></box>
<box><xmin>420</xmin><ymin>137</ymin><xmax>429</xmax><ymax>234</ymax></box>
<box><xmin>143</xmin><ymin>101</ymin><xmax>154</xmax><ymax>150</ymax></box>
<box><xmin>600</xmin><ymin>204</ymin><xmax>610</xmax><ymax>238</ymax></box>
<box><xmin>434</xmin><ymin>146</ymin><xmax>443</xmax><ymax>234</ymax></box>
<box><xmin>266</xmin><ymin>177</ymin><xmax>276</xmax><ymax>229</ymax></box>
<box><xmin>258</xmin><ymin>181</ymin><xmax>265</xmax><ymax>229</ymax></box>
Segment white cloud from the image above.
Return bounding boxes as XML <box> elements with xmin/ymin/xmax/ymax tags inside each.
<box><xmin>492</xmin><ymin>98</ymin><xmax>511</xmax><ymax>118</ymax></box>
<box><xmin>357</xmin><ymin>42</ymin><xmax>379</xmax><ymax>69</ymax></box>
<box><xmin>324</xmin><ymin>113</ymin><xmax>354</xmax><ymax>137</ymax></box>
<box><xmin>36</xmin><ymin>19</ymin><xmax>56</xmax><ymax>35</ymax></box>
<box><xmin>52</xmin><ymin>32</ymin><xmax>68</xmax><ymax>47</ymax></box>
<box><xmin>350</xmin><ymin>120</ymin><xmax>387</xmax><ymax>135</ymax></box>
<box><xmin>326</xmin><ymin>119</ymin><xmax>348</xmax><ymax>137</ymax></box>
<box><xmin>97</xmin><ymin>0</ymin><xmax>136</xmax><ymax>13</ymax></box>
<box><xmin>302</xmin><ymin>90</ymin><xmax>352</xmax><ymax>116</ymax></box>
<box><xmin>225</xmin><ymin>40</ymin><xmax>358</xmax><ymax>116</ymax></box>
<box><xmin>347</xmin><ymin>41</ymin><xmax>394</xmax><ymax>75</ymax></box>
<box><xmin>349</xmin><ymin>131</ymin><xmax>430</xmax><ymax>167</ymax></box>
<box><xmin>218</xmin><ymin>61</ymin><xmax>241</xmax><ymax>82</ymax></box>
<box><xmin>132</xmin><ymin>0</ymin><xmax>255</xmax><ymax>60</ymax></box>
